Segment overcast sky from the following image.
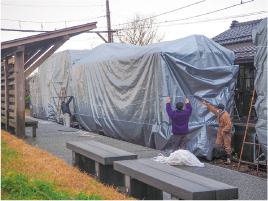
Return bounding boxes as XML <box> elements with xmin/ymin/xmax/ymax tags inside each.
<box><xmin>1</xmin><ymin>0</ymin><xmax>267</xmax><ymax>52</ymax></box>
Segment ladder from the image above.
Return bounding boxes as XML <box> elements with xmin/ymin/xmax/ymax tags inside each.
<box><xmin>237</xmin><ymin>88</ymin><xmax>262</xmax><ymax>176</ymax></box>
<box><xmin>55</xmin><ymin>87</ymin><xmax>67</xmax><ymax>123</ymax></box>
<box><xmin>233</xmin><ymin>101</ymin><xmax>241</xmax><ymax>121</ymax></box>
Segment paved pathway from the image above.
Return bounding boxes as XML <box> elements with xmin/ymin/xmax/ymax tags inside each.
<box><xmin>24</xmin><ymin>116</ymin><xmax>267</xmax><ymax>200</ymax></box>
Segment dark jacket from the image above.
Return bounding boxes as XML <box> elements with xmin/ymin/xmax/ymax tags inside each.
<box><xmin>61</xmin><ymin>96</ymin><xmax>73</xmax><ymax>116</ymax></box>
<box><xmin>166</xmin><ymin>102</ymin><xmax>192</xmax><ymax>134</ymax></box>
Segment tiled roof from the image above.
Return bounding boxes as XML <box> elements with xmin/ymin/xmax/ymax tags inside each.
<box><xmin>212</xmin><ymin>19</ymin><xmax>263</xmax><ymax>45</ymax></box>
<box><xmin>212</xmin><ymin>19</ymin><xmax>263</xmax><ymax>62</ymax></box>
<box><xmin>223</xmin><ymin>42</ymin><xmax>256</xmax><ymax>62</ymax></box>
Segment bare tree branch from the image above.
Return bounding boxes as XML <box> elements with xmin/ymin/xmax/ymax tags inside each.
<box><xmin>114</xmin><ymin>13</ymin><xmax>166</xmax><ymax>46</ymax></box>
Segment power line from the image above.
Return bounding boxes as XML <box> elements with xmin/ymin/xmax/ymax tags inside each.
<box><xmin>1</xmin><ymin>3</ymin><xmax>104</xmax><ymax>8</ymax></box>
<box><xmin>111</xmin><ymin>13</ymin><xmax>133</xmax><ymax>19</ymax></box>
<box><xmin>113</xmin><ymin>11</ymin><xmax>266</xmax><ymax>32</ymax></box>
<box><xmin>98</xmin><ymin>0</ymin><xmax>205</xmax><ymax>29</ymax></box>
<box><xmin>2</xmin><ymin>11</ymin><xmax>265</xmax><ymax>34</ymax></box>
<box><xmin>1</xmin><ymin>28</ymin><xmax>49</xmax><ymax>33</ymax></box>
<box><xmin>1</xmin><ymin>1</ymin><xmax>263</xmax><ymax>36</ymax></box>
<box><xmin>101</xmin><ymin>0</ymin><xmax>255</xmax><ymax>29</ymax></box>
<box><xmin>68</xmin><ymin>0</ymin><xmax>98</xmax><ymax>23</ymax></box>
<box><xmin>1</xmin><ymin>15</ymin><xmax>106</xmax><ymax>24</ymax></box>
<box><xmin>144</xmin><ymin>0</ymin><xmax>205</xmax><ymax>20</ymax></box>
<box><xmin>153</xmin><ymin>10</ymin><xmax>267</xmax><ymax>26</ymax></box>
<box><xmin>159</xmin><ymin>0</ymin><xmax>256</xmax><ymax>24</ymax></box>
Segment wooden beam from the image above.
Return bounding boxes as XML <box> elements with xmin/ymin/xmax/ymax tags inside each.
<box><xmin>96</xmin><ymin>33</ymin><xmax>108</xmax><ymax>43</ymax></box>
<box><xmin>9</xmin><ymin>105</ymin><xmax>15</xmax><ymax>110</ymax></box>
<box><xmin>10</xmin><ymin>112</ymin><xmax>15</xmax><ymax>119</ymax></box>
<box><xmin>4</xmin><ymin>58</ymin><xmax>10</xmax><ymax>130</ymax></box>
<box><xmin>24</xmin><ymin>45</ymin><xmax>51</xmax><ymax>70</ymax></box>
<box><xmin>9</xmin><ymin>97</ymin><xmax>15</xmax><ymax>103</ymax></box>
<box><xmin>1</xmin><ymin>57</ymin><xmax>14</xmax><ymax>66</ymax></box>
<box><xmin>8</xmin><ymin>74</ymin><xmax>15</xmax><ymax>79</ymax></box>
<box><xmin>24</xmin><ymin>36</ymin><xmax>69</xmax><ymax>78</ymax></box>
<box><xmin>14</xmin><ymin>46</ymin><xmax>25</xmax><ymax>135</ymax></box>
<box><xmin>24</xmin><ymin>48</ymin><xmax>40</xmax><ymax>64</ymax></box>
<box><xmin>2</xmin><ymin>112</ymin><xmax>15</xmax><ymax>120</ymax></box>
<box><xmin>1</xmin><ymin>47</ymin><xmax>19</xmax><ymax>59</ymax></box>
<box><xmin>9</xmin><ymin>90</ymin><xmax>15</xmax><ymax>95</ymax></box>
<box><xmin>1</xmin><ymin>22</ymin><xmax>97</xmax><ymax>49</ymax></box>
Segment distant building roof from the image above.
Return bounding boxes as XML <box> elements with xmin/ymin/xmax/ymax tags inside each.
<box><xmin>212</xmin><ymin>19</ymin><xmax>263</xmax><ymax>63</ymax></box>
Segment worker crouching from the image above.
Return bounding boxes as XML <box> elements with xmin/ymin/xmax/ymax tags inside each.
<box><xmin>201</xmin><ymin>100</ymin><xmax>232</xmax><ymax>164</ymax></box>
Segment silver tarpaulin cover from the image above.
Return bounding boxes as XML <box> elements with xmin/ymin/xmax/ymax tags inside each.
<box><xmin>252</xmin><ymin>18</ymin><xmax>267</xmax><ymax>157</ymax></box>
<box><xmin>30</xmin><ymin>50</ymin><xmax>91</xmax><ymax>122</ymax></box>
<box><xmin>71</xmin><ymin>35</ymin><xmax>239</xmax><ymax>160</ymax></box>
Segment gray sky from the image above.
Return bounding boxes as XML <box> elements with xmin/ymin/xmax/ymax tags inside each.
<box><xmin>1</xmin><ymin>0</ymin><xmax>267</xmax><ymax>52</ymax></box>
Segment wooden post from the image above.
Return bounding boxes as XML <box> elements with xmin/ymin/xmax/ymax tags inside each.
<box><xmin>96</xmin><ymin>33</ymin><xmax>108</xmax><ymax>43</ymax></box>
<box><xmin>4</xmin><ymin>58</ymin><xmax>10</xmax><ymax>130</ymax></box>
<box><xmin>14</xmin><ymin>45</ymin><xmax>25</xmax><ymax>136</ymax></box>
<box><xmin>106</xmin><ymin>0</ymin><xmax>112</xmax><ymax>43</ymax></box>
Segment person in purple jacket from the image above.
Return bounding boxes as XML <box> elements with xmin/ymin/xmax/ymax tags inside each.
<box><xmin>166</xmin><ymin>97</ymin><xmax>192</xmax><ymax>152</ymax></box>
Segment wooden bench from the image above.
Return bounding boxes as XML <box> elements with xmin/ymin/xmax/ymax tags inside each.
<box><xmin>1</xmin><ymin>116</ymin><xmax>38</xmax><ymax>137</ymax></box>
<box><xmin>114</xmin><ymin>159</ymin><xmax>238</xmax><ymax>200</ymax></box>
<box><xmin>66</xmin><ymin>140</ymin><xmax>138</xmax><ymax>186</ymax></box>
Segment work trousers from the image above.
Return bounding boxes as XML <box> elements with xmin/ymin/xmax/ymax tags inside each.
<box><xmin>172</xmin><ymin>134</ymin><xmax>187</xmax><ymax>152</ymax></box>
<box><xmin>216</xmin><ymin>128</ymin><xmax>232</xmax><ymax>153</ymax></box>
<box><xmin>63</xmin><ymin>113</ymin><xmax>71</xmax><ymax>127</ymax></box>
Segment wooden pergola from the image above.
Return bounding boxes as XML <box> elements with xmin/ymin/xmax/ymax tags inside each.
<box><xmin>1</xmin><ymin>22</ymin><xmax>97</xmax><ymax>136</ymax></box>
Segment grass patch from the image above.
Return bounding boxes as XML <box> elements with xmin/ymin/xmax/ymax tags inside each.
<box><xmin>1</xmin><ymin>171</ymin><xmax>101</xmax><ymax>200</ymax></box>
<box><xmin>1</xmin><ymin>131</ymin><xmax>131</xmax><ymax>200</ymax></box>
<box><xmin>1</xmin><ymin>141</ymin><xmax>102</xmax><ymax>200</ymax></box>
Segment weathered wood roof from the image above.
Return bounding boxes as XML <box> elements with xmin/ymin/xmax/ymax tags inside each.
<box><xmin>1</xmin><ymin>22</ymin><xmax>97</xmax><ymax>77</ymax></box>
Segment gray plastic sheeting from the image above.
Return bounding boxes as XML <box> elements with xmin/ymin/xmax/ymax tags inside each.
<box><xmin>72</xmin><ymin>35</ymin><xmax>239</xmax><ymax>160</ymax></box>
<box><xmin>252</xmin><ymin>18</ymin><xmax>267</xmax><ymax>157</ymax></box>
<box><xmin>29</xmin><ymin>50</ymin><xmax>90</xmax><ymax>122</ymax></box>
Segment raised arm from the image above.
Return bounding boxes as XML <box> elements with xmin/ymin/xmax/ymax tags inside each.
<box><xmin>201</xmin><ymin>100</ymin><xmax>219</xmax><ymax>117</ymax></box>
<box><xmin>166</xmin><ymin>97</ymin><xmax>174</xmax><ymax>117</ymax></box>
<box><xmin>185</xmin><ymin>98</ymin><xmax>192</xmax><ymax>116</ymax></box>
<box><xmin>65</xmin><ymin>95</ymin><xmax>73</xmax><ymax>105</ymax></box>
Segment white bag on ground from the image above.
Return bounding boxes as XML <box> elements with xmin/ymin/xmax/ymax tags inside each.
<box><xmin>152</xmin><ymin>150</ymin><xmax>204</xmax><ymax>167</ymax></box>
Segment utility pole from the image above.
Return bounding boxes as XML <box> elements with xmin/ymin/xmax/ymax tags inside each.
<box><xmin>106</xmin><ymin>0</ymin><xmax>112</xmax><ymax>43</ymax></box>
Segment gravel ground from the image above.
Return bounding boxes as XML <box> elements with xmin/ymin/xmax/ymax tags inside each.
<box><xmin>200</xmin><ymin>157</ymin><xmax>267</xmax><ymax>179</ymax></box>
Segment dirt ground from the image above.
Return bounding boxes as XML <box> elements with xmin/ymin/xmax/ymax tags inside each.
<box><xmin>200</xmin><ymin>157</ymin><xmax>267</xmax><ymax>179</ymax></box>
